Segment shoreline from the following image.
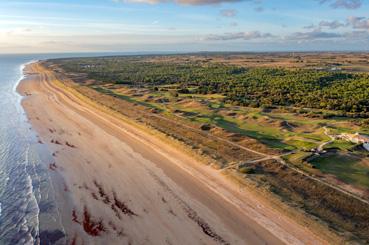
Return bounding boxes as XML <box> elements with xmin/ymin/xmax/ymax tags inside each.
<box><xmin>17</xmin><ymin>63</ymin><xmax>70</xmax><ymax>244</ymax></box>
<box><xmin>17</xmin><ymin>61</ymin><xmax>333</xmax><ymax>244</ymax></box>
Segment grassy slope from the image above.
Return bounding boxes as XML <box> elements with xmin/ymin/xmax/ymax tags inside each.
<box><xmin>310</xmin><ymin>153</ymin><xmax>369</xmax><ymax>189</ymax></box>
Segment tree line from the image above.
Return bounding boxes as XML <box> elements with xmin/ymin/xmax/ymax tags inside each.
<box><xmin>53</xmin><ymin>57</ymin><xmax>369</xmax><ymax>117</ymax></box>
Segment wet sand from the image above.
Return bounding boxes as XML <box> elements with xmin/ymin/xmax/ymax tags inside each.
<box><xmin>17</xmin><ymin>62</ymin><xmax>329</xmax><ymax>244</ymax></box>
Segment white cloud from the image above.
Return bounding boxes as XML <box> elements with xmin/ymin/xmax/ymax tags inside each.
<box><xmin>319</xmin><ymin>0</ymin><xmax>362</xmax><ymax>9</ymax></box>
<box><xmin>115</xmin><ymin>0</ymin><xmax>244</xmax><ymax>5</ymax></box>
<box><xmin>287</xmin><ymin>30</ymin><xmax>342</xmax><ymax>40</ymax></box>
<box><xmin>206</xmin><ymin>31</ymin><xmax>274</xmax><ymax>40</ymax></box>
<box><xmin>220</xmin><ymin>9</ymin><xmax>237</xmax><ymax>17</ymax></box>
<box><xmin>347</xmin><ymin>16</ymin><xmax>369</xmax><ymax>30</ymax></box>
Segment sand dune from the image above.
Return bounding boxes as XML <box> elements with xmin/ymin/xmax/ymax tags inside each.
<box><xmin>17</xmin><ymin>63</ymin><xmax>329</xmax><ymax>244</ymax></box>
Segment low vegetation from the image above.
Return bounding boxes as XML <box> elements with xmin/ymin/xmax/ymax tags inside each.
<box><xmin>45</xmin><ymin>53</ymin><xmax>369</xmax><ymax>243</ymax></box>
<box><xmin>251</xmin><ymin>159</ymin><xmax>369</xmax><ymax>242</ymax></box>
<box><xmin>309</xmin><ymin>153</ymin><xmax>369</xmax><ymax>189</ymax></box>
<box><xmin>55</xmin><ymin>56</ymin><xmax>369</xmax><ymax>117</ymax></box>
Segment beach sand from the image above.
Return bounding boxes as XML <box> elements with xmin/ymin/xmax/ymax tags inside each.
<box><xmin>17</xmin><ymin>62</ymin><xmax>330</xmax><ymax>244</ymax></box>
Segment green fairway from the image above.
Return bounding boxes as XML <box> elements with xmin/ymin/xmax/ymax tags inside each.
<box><xmin>309</xmin><ymin>153</ymin><xmax>369</xmax><ymax>189</ymax></box>
<box><xmin>324</xmin><ymin>140</ymin><xmax>357</xmax><ymax>151</ymax></box>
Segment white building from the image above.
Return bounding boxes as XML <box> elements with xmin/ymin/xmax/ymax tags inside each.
<box><xmin>341</xmin><ymin>132</ymin><xmax>369</xmax><ymax>144</ymax></box>
<box><xmin>340</xmin><ymin>132</ymin><xmax>369</xmax><ymax>152</ymax></box>
<box><xmin>364</xmin><ymin>143</ymin><xmax>369</xmax><ymax>152</ymax></box>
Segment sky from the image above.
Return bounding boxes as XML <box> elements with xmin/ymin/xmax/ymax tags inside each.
<box><xmin>0</xmin><ymin>0</ymin><xmax>368</xmax><ymax>53</ymax></box>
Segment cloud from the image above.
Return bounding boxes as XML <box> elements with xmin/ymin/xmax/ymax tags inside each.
<box><xmin>115</xmin><ymin>0</ymin><xmax>245</xmax><ymax>5</ymax></box>
<box><xmin>343</xmin><ymin>30</ymin><xmax>369</xmax><ymax>40</ymax></box>
<box><xmin>206</xmin><ymin>29</ymin><xmax>367</xmax><ymax>43</ymax></box>
<box><xmin>319</xmin><ymin>20</ymin><xmax>346</xmax><ymax>29</ymax></box>
<box><xmin>114</xmin><ymin>0</ymin><xmax>265</xmax><ymax>5</ymax></box>
<box><xmin>304</xmin><ymin>20</ymin><xmax>346</xmax><ymax>30</ymax></box>
<box><xmin>319</xmin><ymin>0</ymin><xmax>362</xmax><ymax>9</ymax></box>
<box><xmin>287</xmin><ymin>30</ymin><xmax>342</xmax><ymax>40</ymax></box>
<box><xmin>177</xmin><ymin>0</ymin><xmax>242</xmax><ymax>4</ymax></box>
<box><xmin>254</xmin><ymin>6</ymin><xmax>264</xmax><ymax>12</ymax></box>
<box><xmin>303</xmin><ymin>24</ymin><xmax>315</xmax><ymax>29</ymax></box>
<box><xmin>220</xmin><ymin>9</ymin><xmax>237</xmax><ymax>17</ymax></box>
<box><xmin>347</xmin><ymin>16</ymin><xmax>369</xmax><ymax>29</ymax></box>
<box><xmin>5</xmin><ymin>28</ymin><xmax>33</xmax><ymax>36</ymax></box>
<box><xmin>206</xmin><ymin>31</ymin><xmax>274</xmax><ymax>41</ymax></box>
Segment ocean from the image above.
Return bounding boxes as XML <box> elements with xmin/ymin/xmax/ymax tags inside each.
<box><xmin>0</xmin><ymin>54</ymin><xmax>50</xmax><ymax>244</ymax></box>
<box><xmin>0</xmin><ymin>52</ymin><xmax>143</xmax><ymax>244</ymax></box>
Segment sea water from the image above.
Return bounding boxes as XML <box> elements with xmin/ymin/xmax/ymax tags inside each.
<box><xmin>0</xmin><ymin>54</ymin><xmax>45</xmax><ymax>244</ymax></box>
<box><xmin>0</xmin><ymin>52</ymin><xmax>164</xmax><ymax>245</ymax></box>
<box><xmin>0</xmin><ymin>52</ymin><xmax>142</xmax><ymax>244</ymax></box>
<box><xmin>0</xmin><ymin>53</ymin><xmax>71</xmax><ymax>244</ymax></box>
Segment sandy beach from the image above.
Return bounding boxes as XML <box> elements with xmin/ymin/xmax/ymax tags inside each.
<box><xmin>17</xmin><ymin>62</ymin><xmax>330</xmax><ymax>244</ymax></box>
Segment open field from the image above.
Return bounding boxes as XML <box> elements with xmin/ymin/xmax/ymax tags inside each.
<box><xmin>40</xmin><ymin>53</ymin><xmax>369</xmax><ymax>243</ymax></box>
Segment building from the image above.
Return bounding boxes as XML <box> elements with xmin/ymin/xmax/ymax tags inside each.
<box><xmin>340</xmin><ymin>133</ymin><xmax>369</xmax><ymax>152</ymax></box>
<box><xmin>351</xmin><ymin>133</ymin><xmax>369</xmax><ymax>144</ymax></box>
<box><xmin>341</xmin><ymin>132</ymin><xmax>369</xmax><ymax>144</ymax></box>
<box><xmin>364</xmin><ymin>143</ymin><xmax>369</xmax><ymax>152</ymax></box>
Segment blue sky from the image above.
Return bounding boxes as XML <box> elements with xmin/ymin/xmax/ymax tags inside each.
<box><xmin>0</xmin><ymin>0</ymin><xmax>368</xmax><ymax>53</ymax></box>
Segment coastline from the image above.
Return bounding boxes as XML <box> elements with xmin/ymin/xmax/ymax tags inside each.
<box><xmin>16</xmin><ymin>62</ymin><xmax>68</xmax><ymax>244</ymax></box>
<box><xmin>1</xmin><ymin>58</ymin><xmax>68</xmax><ymax>244</ymax></box>
<box><xmin>17</xmin><ymin>61</ymin><xmax>333</xmax><ymax>244</ymax></box>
